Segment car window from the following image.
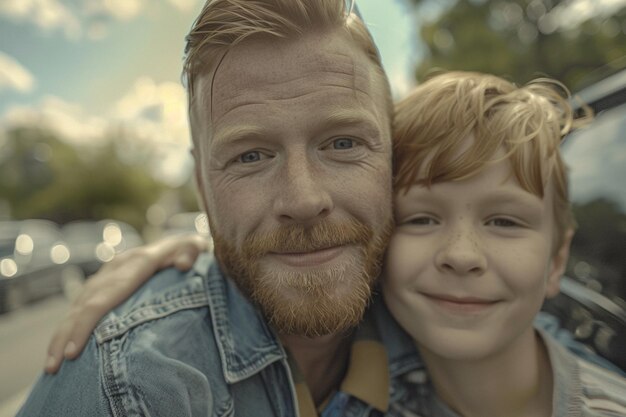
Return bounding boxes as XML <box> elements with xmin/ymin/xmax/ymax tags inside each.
<box><xmin>562</xmin><ymin>102</ymin><xmax>626</xmax><ymax>305</ymax></box>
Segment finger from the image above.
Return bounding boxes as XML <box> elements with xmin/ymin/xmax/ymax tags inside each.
<box><xmin>173</xmin><ymin>253</ymin><xmax>195</xmax><ymax>271</ymax></box>
<box><xmin>172</xmin><ymin>235</ymin><xmax>208</xmax><ymax>271</ymax></box>
<box><xmin>45</xmin><ymin>317</ymin><xmax>77</xmax><ymax>374</ymax></box>
<box><xmin>63</xmin><ymin>311</ymin><xmax>105</xmax><ymax>360</ymax></box>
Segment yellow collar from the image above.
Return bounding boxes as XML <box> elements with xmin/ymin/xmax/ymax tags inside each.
<box><xmin>289</xmin><ymin>311</ymin><xmax>389</xmax><ymax>417</ymax></box>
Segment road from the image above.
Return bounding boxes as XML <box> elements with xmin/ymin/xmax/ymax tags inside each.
<box><xmin>0</xmin><ymin>296</ymin><xmax>70</xmax><ymax>417</ymax></box>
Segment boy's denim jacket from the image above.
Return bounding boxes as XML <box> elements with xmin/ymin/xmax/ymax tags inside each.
<box><xmin>17</xmin><ymin>254</ymin><xmax>427</xmax><ymax>417</ymax></box>
<box><xmin>17</xmin><ymin>253</ymin><xmax>619</xmax><ymax>417</ymax></box>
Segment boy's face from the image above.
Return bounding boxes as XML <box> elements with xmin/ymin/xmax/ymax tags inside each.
<box><xmin>383</xmin><ymin>147</ymin><xmax>571</xmax><ymax>360</ymax></box>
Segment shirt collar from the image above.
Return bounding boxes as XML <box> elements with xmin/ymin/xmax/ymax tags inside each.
<box><xmin>290</xmin><ymin>305</ymin><xmax>391</xmax><ymax>417</ymax></box>
<box><xmin>199</xmin><ymin>255</ymin><xmax>285</xmax><ymax>384</ymax></box>
<box><xmin>339</xmin><ymin>310</ymin><xmax>390</xmax><ymax>412</ymax></box>
<box><xmin>370</xmin><ymin>292</ymin><xmax>424</xmax><ymax>377</ymax></box>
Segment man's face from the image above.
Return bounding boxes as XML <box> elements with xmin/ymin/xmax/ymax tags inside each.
<box><xmin>192</xmin><ymin>30</ymin><xmax>394</xmax><ymax>337</ymax></box>
<box><xmin>383</xmin><ymin>145</ymin><xmax>570</xmax><ymax>360</ymax></box>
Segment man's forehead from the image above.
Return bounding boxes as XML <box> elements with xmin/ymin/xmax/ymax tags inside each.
<box><xmin>195</xmin><ymin>32</ymin><xmax>381</xmax><ymax>118</ymax></box>
<box><xmin>218</xmin><ymin>39</ymin><xmax>360</xmax><ymax>86</ymax></box>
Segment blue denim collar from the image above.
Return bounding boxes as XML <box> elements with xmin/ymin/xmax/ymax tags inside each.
<box><xmin>197</xmin><ymin>254</ymin><xmax>286</xmax><ymax>384</ymax></box>
<box><xmin>194</xmin><ymin>255</ymin><xmax>425</xmax><ymax>385</ymax></box>
<box><xmin>197</xmin><ymin>255</ymin><xmax>425</xmax><ymax>383</ymax></box>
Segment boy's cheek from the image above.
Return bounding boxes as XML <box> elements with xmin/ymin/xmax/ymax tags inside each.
<box><xmin>382</xmin><ymin>233</ymin><xmax>424</xmax><ymax>293</ymax></box>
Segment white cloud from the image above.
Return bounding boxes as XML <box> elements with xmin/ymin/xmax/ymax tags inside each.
<box><xmin>165</xmin><ymin>0</ymin><xmax>199</xmax><ymax>12</ymax></box>
<box><xmin>112</xmin><ymin>77</ymin><xmax>190</xmax><ymax>146</ymax></box>
<box><xmin>1</xmin><ymin>96</ymin><xmax>107</xmax><ymax>146</ymax></box>
<box><xmin>0</xmin><ymin>0</ymin><xmax>200</xmax><ymax>40</ymax></box>
<box><xmin>111</xmin><ymin>77</ymin><xmax>192</xmax><ymax>186</ymax></box>
<box><xmin>0</xmin><ymin>52</ymin><xmax>36</xmax><ymax>94</ymax></box>
<box><xmin>84</xmin><ymin>0</ymin><xmax>144</xmax><ymax>21</ymax></box>
<box><xmin>1</xmin><ymin>77</ymin><xmax>193</xmax><ymax>186</ymax></box>
<box><xmin>0</xmin><ymin>0</ymin><xmax>81</xmax><ymax>39</ymax></box>
<box><xmin>86</xmin><ymin>22</ymin><xmax>109</xmax><ymax>41</ymax></box>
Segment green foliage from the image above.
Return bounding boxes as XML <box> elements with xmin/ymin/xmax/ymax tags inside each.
<box><xmin>408</xmin><ymin>0</ymin><xmax>626</xmax><ymax>90</ymax></box>
<box><xmin>0</xmin><ymin>126</ymin><xmax>167</xmax><ymax>231</ymax></box>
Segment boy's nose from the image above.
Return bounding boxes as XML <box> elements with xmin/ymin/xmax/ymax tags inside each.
<box><xmin>273</xmin><ymin>160</ymin><xmax>333</xmax><ymax>224</ymax></box>
<box><xmin>435</xmin><ymin>228</ymin><xmax>487</xmax><ymax>276</ymax></box>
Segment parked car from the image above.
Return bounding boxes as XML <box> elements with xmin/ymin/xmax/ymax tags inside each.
<box><xmin>542</xmin><ymin>68</ymin><xmax>626</xmax><ymax>371</ymax></box>
<box><xmin>62</xmin><ymin>220</ymin><xmax>144</xmax><ymax>277</ymax></box>
<box><xmin>0</xmin><ymin>219</ymin><xmax>71</xmax><ymax>314</ymax></box>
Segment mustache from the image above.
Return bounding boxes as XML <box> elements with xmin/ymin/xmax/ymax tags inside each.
<box><xmin>241</xmin><ymin>218</ymin><xmax>373</xmax><ymax>257</ymax></box>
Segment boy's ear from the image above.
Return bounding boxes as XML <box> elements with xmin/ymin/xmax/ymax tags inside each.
<box><xmin>545</xmin><ymin>229</ymin><xmax>575</xmax><ymax>298</ymax></box>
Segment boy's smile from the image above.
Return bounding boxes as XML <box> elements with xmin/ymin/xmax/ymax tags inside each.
<box><xmin>418</xmin><ymin>292</ymin><xmax>501</xmax><ymax>315</ymax></box>
<box><xmin>383</xmin><ymin>145</ymin><xmax>570</xmax><ymax>361</ymax></box>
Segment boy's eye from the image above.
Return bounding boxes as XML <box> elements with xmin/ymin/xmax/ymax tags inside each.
<box><xmin>332</xmin><ymin>138</ymin><xmax>354</xmax><ymax>149</ymax></box>
<box><xmin>408</xmin><ymin>217</ymin><xmax>439</xmax><ymax>226</ymax></box>
<box><xmin>487</xmin><ymin>218</ymin><xmax>519</xmax><ymax>227</ymax></box>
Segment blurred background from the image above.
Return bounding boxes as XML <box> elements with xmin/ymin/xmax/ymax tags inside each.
<box><xmin>1</xmin><ymin>0</ymin><xmax>626</xmax><ymax>414</ymax></box>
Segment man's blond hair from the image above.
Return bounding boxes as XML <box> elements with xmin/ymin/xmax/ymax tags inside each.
<box><xmin>183</xmin><ymin>0</ymin><xmax>392</xmax><ymax>145</ymax></box>
<box><xmin>393</xmin><ymin>71</ymin><xmax>591</xmax><ymax>250</ymax></box>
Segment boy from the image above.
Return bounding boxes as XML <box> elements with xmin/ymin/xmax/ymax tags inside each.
<box><xmin>384</xmin><ymin>71</ymin><xmax>626</xmax><ymax>416</ymax></box>
<box><xmin>44</xmin><ymin>72</ymin><xmax>626</xmax><ymax>416</ymax></box>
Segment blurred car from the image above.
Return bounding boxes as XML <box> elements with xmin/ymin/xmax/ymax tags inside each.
<box><xmin>0</xmin><ymin>219</ymin><xmax>71</xmax><ymax>314</ymax></box>
<box><xmin>61</xmin><ymin>220</ymin><xmax>144</xmax><ymax>277</ymax></box>
<box><xmin>542</xmin><ymin>67</ymin><xmax>626</xmax><ymax>371</ymax></box>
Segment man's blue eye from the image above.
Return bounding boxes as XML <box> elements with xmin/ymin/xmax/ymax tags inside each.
<box><xmin>239</xmin><ymin>151</ymin><xmax>261</xmax><ymax>163</ymax></box>
<box><xmin>333</xmin><ymin>138</ymin><xmax>354</xmax><ymax>149</ymax></box>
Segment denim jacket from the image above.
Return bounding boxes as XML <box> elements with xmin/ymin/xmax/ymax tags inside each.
<box><xmin>17</xmin><ymin>254</ymin><xmax>426</xmax><ymax>417</ymax></box>
<box><xmin>17</xmin><ymin>254</ymin><xmax>617</xmax><ymax>417</ymax></box>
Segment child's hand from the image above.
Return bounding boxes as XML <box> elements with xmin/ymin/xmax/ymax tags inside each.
<box><xmin>44</xmin><ymin>233</ymin><xmax>209</xmax><ymax>374</ymax></box>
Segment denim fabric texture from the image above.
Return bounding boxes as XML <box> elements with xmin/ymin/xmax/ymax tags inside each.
<box><xmin>16</xmin><ymin>254</ymin><xmax>425</xmax><ymax>417</ymax></box>
<box><xmin>16</xmin><ymin>253</ymin><xmax>617</xmax><ymax>417</ymax></box>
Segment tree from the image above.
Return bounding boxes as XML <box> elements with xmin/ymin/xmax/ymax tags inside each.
<box><xmin>0</xmin><ymin>126</ymin><xmax>167</xmax><ymax>231</ymax></box>
<box><xmin>407</xmin><ymin>0</ymin><xmax>626</xmax><ymax>90</ymax></box>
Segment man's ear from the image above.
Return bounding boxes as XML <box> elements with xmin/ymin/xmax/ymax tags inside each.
<box><xmin>546</xmin><ymin>229</ymin><xmax>574</xmax><ymax>298</ymax></box>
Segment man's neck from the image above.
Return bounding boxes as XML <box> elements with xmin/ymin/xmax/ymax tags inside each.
<box><xmin>420</xmin><ymin>329</ymin><xmax>554</xmax><ymax>417</ymax></box>
<box><xmin>280</xmin><ymin>331</ymin><xmax>353</xmax><ymax>406</ymax></box>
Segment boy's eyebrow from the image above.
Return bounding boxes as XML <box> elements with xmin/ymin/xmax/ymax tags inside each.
<box><xmin>401</xmin><ymin>187</ymin><xmax>544</xmax><ymax>211</ymax></box>
<box><xmin>480</xmin><ymin>190</ymin><xmax>544</xmax><ymax>210</ymax></box>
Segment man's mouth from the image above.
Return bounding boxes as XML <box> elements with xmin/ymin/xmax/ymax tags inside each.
<box><xmin>268</xmin><ymin>246</ymin><xmax>347</xmax><ymax>267</ymax></box>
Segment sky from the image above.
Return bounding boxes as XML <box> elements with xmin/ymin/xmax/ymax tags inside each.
<box><xmin>1</xmin><ymin>0</ymin><xmax>625</xmax><ymax>191</ymax></box>
<box><xmin>0</xmin><ymin>0</ymin><xmax>423</xmax><ymax>187</ymax></box>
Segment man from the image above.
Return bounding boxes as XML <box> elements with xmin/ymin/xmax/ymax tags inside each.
<box><xmin>18</xmin><ymin>1</ymin><xmax>418</xmax><ymax>415</ymax></box>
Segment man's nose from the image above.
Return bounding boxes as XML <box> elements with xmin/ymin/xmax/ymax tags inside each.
<box><xmin>435</xmin><ymin>226</ymin><xmax>487</xmax><ymax>276</ymax></box>
<box><xmin>273</xmin><ymin>159</ymin><xmax>333</xmax><ymax>224</ymax></box>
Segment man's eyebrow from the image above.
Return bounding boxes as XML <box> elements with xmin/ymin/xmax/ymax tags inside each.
<box><xmin>212</xmin><ymin>125</ymin><xmax>266</xmax><ymax>149</ymax></box>
<box><xmin>321</xmin><ymin>110</ymin><xmax>382</xmax><ymax>135</ymax></box>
